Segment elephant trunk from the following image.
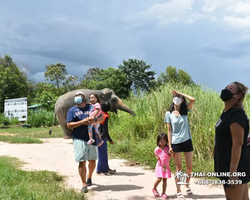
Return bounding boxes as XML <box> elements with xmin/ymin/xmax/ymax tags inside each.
<box><xmin>117</xmin><ymin>99</ymin><xmax>135</xmax><ymax>116</ymax></box>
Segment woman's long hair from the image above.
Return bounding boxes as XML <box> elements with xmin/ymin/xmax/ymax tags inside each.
<box><xmin>233</xmin><ymin>82</ymin><xmax>248</xmax><ymax>109</ymax></box>
<box><xmin>168</xmin><ymin>95</ymin><xmax>188</xmax><ymax>115</ymax></box>
<box><xmin>101</xmin><ymin>101</ymin><xmax>110</xmax><ymax>112</ymax></box>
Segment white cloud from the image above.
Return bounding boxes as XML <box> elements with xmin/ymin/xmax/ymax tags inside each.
<box><xmin>125</xmin><ymin>0</ymin><xmax>195</xmax><ymax>27</ymax></box>
<box><xmin>201</xmin><ymin>0</ymin><xmax>250</xmax><ymax>28</ymax></box>
<box><xmin>229</xmin><ymin>2</ymin><xmax>250</xmax><ymax>15</ymax></box>
<box><xmin>124</xmin><ymin>0</ymin><xmax>250</xmax><ymax>28</ymax></box>
<box><xmin>223</xmin><ymin>1</ymin><xmax>250</xmax><ymax>29</ymax></box>
<box><xmin>224</xmin><ymin>16</ymin><xmax>250</xmax><ymax>28</ymax></box>
<box><xmin>201</xmin><ymin>0</ymin><xmax>238</xmax><ymax>12</ymax></box>
<box><xmin>202</xmin><ymin>1</ymin><xmax>220</xmax><ymax>12</ymax></box>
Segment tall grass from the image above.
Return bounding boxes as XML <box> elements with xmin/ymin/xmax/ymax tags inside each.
<box><xmin>27</xmin><ymin>110</ymin><xmax>58</xmax><ymax>127</ymax></box>
<box><xmin>108</xmin><ymin>83</ymin><xmax>250</xmax><ymax>173</ymax></box>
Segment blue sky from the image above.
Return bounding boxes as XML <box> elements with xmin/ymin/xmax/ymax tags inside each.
<box><xmin>0</xmin><ymin>0</ymin><xmax>250</xmax><ymax>92</ymax></box>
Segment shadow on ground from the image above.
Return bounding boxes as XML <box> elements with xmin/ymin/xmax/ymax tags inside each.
<box><xmin>114</xmin><ymin>172</ymin><xmax>145</xmax><ymax>176</ymax></box>
<box><xmin>126</xmin><ymin>195</ymin><xmax>158</xmax><ymax>200</ymax></box>
<box><xmin>92</xmin><ymin>184</ymin><xmax>143</xmax><ymax>192</ymax></box>
<box><xmin>189</xmin><ymin>194</ymin><xmax>225</xmax><ymax>199</ymax></box>
<box><xmin>164</xmin><ymin>194</ymin><xmax>225</xmax><ymax>199</ymax></box>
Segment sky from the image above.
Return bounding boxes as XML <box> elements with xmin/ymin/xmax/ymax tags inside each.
<box><xmin>0</xmin><ymin>0</ymin><xmax>250</xmax><ymax>92</ymax></box>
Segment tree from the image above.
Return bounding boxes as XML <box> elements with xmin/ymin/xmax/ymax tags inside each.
<box><xmin>0</xmin><ymin>55</ymin><xmax>13</xmax><ymax>67</ymax></box>
<box><xmin>35</xmin><ymin>91</ymin><xmax>57</xmax><ymax>111</ymax></box>
<box><xmin>86</xmin><ymin>67</ymin><xmax>129</xmax><ymax>98</ymax></box>
<box><xmin>30</xmin><ymin>82</ymin><xmax>57</xmax><ymax>111</ymax></box>
<box><xmin>0</xmin><ymin>55</ymin><xmax>30</xmax><ymax>112</ymax></box>
<box><xmin>118</xmin><ymin>59</ymin><xmax>156</xmax><ymax>92</ymax></box>
<box><xmin>63</xmin><ymin>75</ymin><xmax>80</xmax><ymax>92</ymax></box>
<box><xmin>177</xmin><ymin>69</ymin><xmax>194</xmax><ymax>85</ymax></box>
<box><xmin>156</xmin><ymin>66</ymin><xmax>194</xmax><ymax>86</ymax></box>
<box><xmin>44</xmin><ymin>63</ymin><xmax>68</xmax><ymax>95</ymax></box>
<box><xmin>32</xmin><ymin>82</ymin><xmax>57</xmax><ymax>96</ymax></box>
<box><xmin>80</xmin><ymin>67</ymin><xmax>103</xmax><ymax>88</ymax></box>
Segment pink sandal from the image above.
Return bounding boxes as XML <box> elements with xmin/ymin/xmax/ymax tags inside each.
<box><xmin>161</xmin><ymin>193</ymin><xmax>169</xmax><ymax>199</ymax></box>
<box><xmin>152</xmin><ymin>189</ymin><xmax>160</xmax><ymax>197</ymax></box>
<box><xmin>87</xmin><ymin>139</ymin><xmax>95</xmax><ymax>145</ymax></box>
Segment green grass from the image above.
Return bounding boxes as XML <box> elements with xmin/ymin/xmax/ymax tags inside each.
<box><xmin>0</xmin><ymin>127</ymin><xmax>64</xmax><ymax>143</ymax></box>
<box><xmin>0</xmin><ymin>156</ymin><xmax>85</xmax><ymax>200</ymax></box>
<box><xmin>0</xmin><ymin>135</ymin><xmax>42</xmax><ymax>143</ymax></box>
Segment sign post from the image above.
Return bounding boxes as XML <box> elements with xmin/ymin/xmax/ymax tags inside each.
<box><xmin>4</xmin><ymin>97</ymin><xmax>28</xmax><ymax>121</ymax></box>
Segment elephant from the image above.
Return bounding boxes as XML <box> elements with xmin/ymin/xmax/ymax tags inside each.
<box><xmin>49</xmin><ymin>88</ymin><xmax>135</xmax><ymax>139</ymax></box>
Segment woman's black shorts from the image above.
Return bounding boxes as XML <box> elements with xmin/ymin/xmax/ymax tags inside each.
<box><xmin>172</xmin><ymin>139</ymin><xmax>193</xmax><ymax>152</ymax></box>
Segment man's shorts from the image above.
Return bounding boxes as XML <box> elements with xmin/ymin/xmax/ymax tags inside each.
<box><xmin>73</xmin><ymin>139</ymin><xmax>98</xmax><ymax>162</ymax></box>
<box><xmin>172</xmin><ymin>139</ymin><xmax>193</xmax><ymax>152</ymax></box>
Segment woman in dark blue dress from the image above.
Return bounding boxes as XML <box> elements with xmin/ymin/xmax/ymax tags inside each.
<box><xmin>96</xmin><ymin>101</ymin><xmax>116</xmax><ymax>175</ymax></box>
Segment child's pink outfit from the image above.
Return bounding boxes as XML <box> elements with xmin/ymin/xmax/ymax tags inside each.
<box><xmin>87</xmin><ymin>102</ymin><xmax>103</xmax><ymax>146</ymax></box>
<box><xmin>154</xmin><ymin>146</ymin><xmax>171</xmax><ymax>178</ymax></box>
<box><xmin>90</xmin><ymin>103</ymin><xmax>101</xmax><ymax>117</ymax></box>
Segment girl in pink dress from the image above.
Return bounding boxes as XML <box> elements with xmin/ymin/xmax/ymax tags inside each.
<box><xmin>152</xmin><ymin>133</ymin><xmax>171</xmax><ymax>199</ymax></box>
<box><xmin>87</xmin><ymin>93</ymin><xmax>104</xmax><ymax>147</ymax></box>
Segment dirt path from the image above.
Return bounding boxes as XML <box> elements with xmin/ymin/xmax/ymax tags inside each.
<box><xmin>0</xmin><ymin>138</ymin><xmax>247</xmax><ymax>200</ymax></box>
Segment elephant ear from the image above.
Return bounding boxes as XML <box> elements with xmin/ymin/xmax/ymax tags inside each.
<box><xmin>98</xmin><ymin>93</ymin><xmax>107</xmax><ymax>101</ymax></box>
<box><xmin>99</xmin><ymin>89</ymin><xmax>113</xmax><ymax>101</ymax></box>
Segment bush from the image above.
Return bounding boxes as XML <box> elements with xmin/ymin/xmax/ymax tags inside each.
<box><xmin>0</xmin><ymin>113</ymin><xmax>20</xmax><ymax>126</ymax></box>
<box><xmin>0</xmin><ymin>109</ymin><xmax>58</xmax><ymax>128</ymax></box>
<box><xmin>27</xmin><ymin>109</ymin><xmax>58</xmax><ymax>128</ymax></box>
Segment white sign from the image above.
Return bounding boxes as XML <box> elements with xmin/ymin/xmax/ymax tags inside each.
<box><xmin>4</xmin><ymin>97</ymin><xmax>28</xmax><ymax>121</ymax></box>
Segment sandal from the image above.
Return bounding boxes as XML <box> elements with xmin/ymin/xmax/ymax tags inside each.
<box><xmin>108</xmin><ymin>169</ymin><xmax>116</xmax><ymax>174</ymax></box>
<box><xmin>185</xmin><ymin>187</ymin><xmax>193</xmax><ymax>195</ymax></box>
<box><xmin>177</xmin><ymin>192</ymin><xmax>185</xmax><ymax>199</ymax></box>
<box><xmin>161</xmin><ymin>193</ymin><xmax>169</xmax><ymax>199</ymax></box>
<box><xmin>152</xmin><ymin>189</ymin><xmax>160</xmax><ymax>197</ymax></box>
<box><xmin>87</xmin><ymin>139</ymin><xmax>95</xmax><ymax>145</ymax></box>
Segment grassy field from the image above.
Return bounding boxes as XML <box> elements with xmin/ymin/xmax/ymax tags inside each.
<box><xmin>0</xmin><ymin>126</ymin><xmax>63</xmax><ymax>143</ymax></box>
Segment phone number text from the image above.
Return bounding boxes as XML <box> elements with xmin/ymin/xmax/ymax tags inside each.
<box><xmin>194</xmin><ymin>179</ymin><xmax>242</xmax><ymax>185</ymax></box>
